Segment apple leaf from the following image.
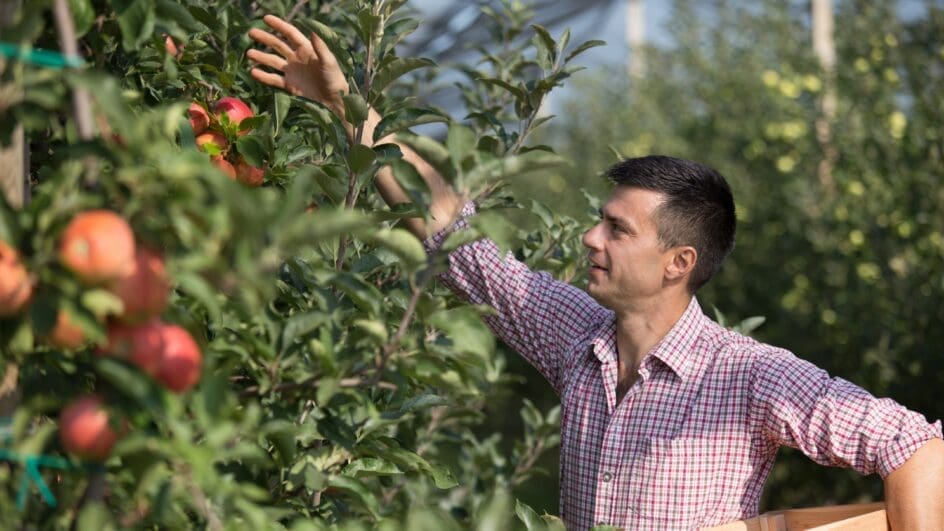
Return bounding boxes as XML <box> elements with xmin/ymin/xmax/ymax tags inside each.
<box><xmin>235</xmin><ymin>135</ymin><xmax>267</xmax><ymax>167</ymax></box>
<box><xmin>370</xmin><ymin>57</ymin><xmax>436</xmax><ymax>100</ymax></box>
<box><xmin>380</xmin><ymin>17</ymin><xmax>420</xmax><ymax>54</ymax></box>
<box><xmin>347</xmin><ymin>143</ymin><xmax>376</xmax><ymax>174</ymax></box>
<box><xmin>563</xmin><ymin>39</ymin><xmax>607</xmax><ymax>64</ymax></box>
<box><xmin>390</xmin><ymin>159</ymin><xmax>431</xmax><ymax>214</ymax></box>
<box><xmin>111</xmin><ymin>0</ymin><xmax>156</xmax><ymax>51</ymax></box>
<box><xmin>342</xmin><ymin>93</ymin><xmax>369</xmax><ymax>126</ymax></box>
<box><xmin>373</xmin><ymin>107</ymin><xmax>448</xmax><ymax>142</ymax></box>
<box><xmin>69</xmin><ymin>0</ymin><xmax>95</xmax><ymax>38</ymax></box>
<box><xmin>446</xmin><ymin>123</ymin><xmax>476</xmax><ymax>170</ymax></box>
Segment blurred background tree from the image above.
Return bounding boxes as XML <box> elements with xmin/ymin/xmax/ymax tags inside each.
<box><xmin>458</xmin><ymin>0</ymin><xmax>944</xmax><ymax>515</ymax></box>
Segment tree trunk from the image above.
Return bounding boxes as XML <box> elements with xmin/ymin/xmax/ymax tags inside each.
<box><xmin>0</xmin><ymin>0</ymin><xmax>24</xmax><ymax>421</ymax></box>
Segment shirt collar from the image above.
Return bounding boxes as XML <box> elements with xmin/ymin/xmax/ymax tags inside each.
<box><xmin>589</xmin><ymin>297</ymin><xmax>708</xmax><ymax>382</ymax></box>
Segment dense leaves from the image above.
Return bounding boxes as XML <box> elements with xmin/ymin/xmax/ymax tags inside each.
<box><xmin>0</xmin><ymin>0</ymin><xmax>599</xmax><ymax>528</ymax></box>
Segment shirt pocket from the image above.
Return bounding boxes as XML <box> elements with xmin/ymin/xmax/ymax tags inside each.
<box><xmin>631</xmin><ymin>436</ymin><xmax>718</xmax><ymax>525</ymax></box>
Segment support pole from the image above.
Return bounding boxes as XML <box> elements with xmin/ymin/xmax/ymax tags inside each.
<box><xmin>626</xmin><ymin>0</ymin><xmax>646</xmax><ymax>79</ymax></box>
<box><xmin>812</xmin><ymin>0</ymin><xmax>838</xmax><ymax>197</ymax></box>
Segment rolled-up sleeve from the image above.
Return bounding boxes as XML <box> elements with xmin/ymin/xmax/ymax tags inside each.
<box><xmin>749</xmin><ymin>346</ymin><xmax>943</xmax><ymax>478</ymax></box>
<box><xmin>423</xmin><ymin>202</ymin><xmax>605</xmax><ymax>394</ymax></box>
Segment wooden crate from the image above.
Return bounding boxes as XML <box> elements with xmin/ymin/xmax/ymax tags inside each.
<box><xmin>703</xmin><ymin>502</ymin><xmax>887</xmax><ymax>531</ymax></box>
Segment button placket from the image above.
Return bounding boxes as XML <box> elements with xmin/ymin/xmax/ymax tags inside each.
<box><xmin>594</xmin><ymin>388</ymin><xmax>634</xmax><ymax>526</ymax></box>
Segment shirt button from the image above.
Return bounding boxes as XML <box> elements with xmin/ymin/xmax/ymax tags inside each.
<box><xmin>602</xmin><ymin>472</ymin><xmax>613</xmax><ymax>482</ymax></box>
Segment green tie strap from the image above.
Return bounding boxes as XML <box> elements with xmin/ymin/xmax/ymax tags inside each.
<box><xmin>0</xmin><ymin>418</ymin><xmax>104</xmax><ymax>509</ymax></box>
<box><xmin>0</xmin><ymin>42</ymin><xmax>86</xmax><ymax>69</ymax></box>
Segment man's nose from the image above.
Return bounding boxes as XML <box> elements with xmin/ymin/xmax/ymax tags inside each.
<box><xmin>582</xmin><ymin>223</ymin><xmax>603</xmax><ymax>250</ymax></box>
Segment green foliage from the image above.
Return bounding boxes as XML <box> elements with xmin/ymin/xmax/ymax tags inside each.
<box><xmin>546</xmin><ymin>0</ymin><xmax>944</xmax><ymax>510</ymax></box>
<box><xmin>0</xmin><ymin>0</ymin><xmax>602</xmax><ymax>528</ymax></box>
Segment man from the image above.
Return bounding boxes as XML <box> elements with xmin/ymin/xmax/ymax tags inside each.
<box><xmin>247</xmin><ymin>15</ymin><xmax>944</xmax><ymax>530</ymax></box>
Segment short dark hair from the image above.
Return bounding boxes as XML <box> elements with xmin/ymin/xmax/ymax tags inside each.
<box><xmin>605</xmin><ymin>155</ymin><xmax>736</xmax><ymax>293</ymax></box>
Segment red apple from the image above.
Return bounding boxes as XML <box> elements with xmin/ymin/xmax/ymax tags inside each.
<box><xmin>164</xmin><ymin>35</ymin><xmax>179</xmax><ymax>57</ymax></box>
<box><xmin>234</xmin><ymin>158</ymin><xmax>265</xmax><ymax>186</ymax></box>
<box><xmin>214</xmin><ymin>97</ymin><xmax>253</xmax><ymax>135</ymax></box>
<box><xmin>59</xmin><ymin>395</ymin><xmax>121</xmax><ymax>461</ymax></box>
<box><xmin>59</xmin><ymin>210</ymin><xmax>136</xmax><ymax>285</ymax></box>
<box><xmin>195</xmin><ymin>131</ymin><xmax>227</xmax><ymax>156</ymax></box>
<box><xmin>46</xmin><ymin>310</ymin><xmax>88</xmax><ymax>350</ymax></box>
<box><xmin>155</xmin><ymin>324</ymin><xmax>202</xmax><ymax>393</ymax></box>
<box><xmin>212</xmin><ymin>156</ymin><xmax>237</xmax><ymax>178</ymax></box>
<box><xmin>188</xmin><ymin>103</ymin><xmax>210</xmax><ymax>135</ymax></box>
<box><xmin>102</xmin><ymin>321</ymin><xmax>165</xmax><ymax>377</ymax></box>
<box><xmin>0</xmin><ymin>240</ymin><xmax>32</xmax><ymax>317</ymax></box>
<box><xmin>109</xmin><ymin>247</ymin><xmax>169</xmax><ymax>324</ymax></box>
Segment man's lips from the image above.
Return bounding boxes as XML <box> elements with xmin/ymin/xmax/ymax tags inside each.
<box><xmin>588</xmin><ymin>258</ymin><xmax>608</xmax><ymax>272</ymax></box>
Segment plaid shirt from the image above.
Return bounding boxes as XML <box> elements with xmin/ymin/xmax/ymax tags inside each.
<box><xmin>425</xmin><ymin>203</ymin><xmax>943</xmax><ymax>530</ymax></box>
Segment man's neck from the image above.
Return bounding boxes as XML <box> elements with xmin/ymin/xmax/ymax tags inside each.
<box><xmin>614</xmin><ymin>294</ymin><xmax>692</xmax><ymax>375</ymax></box>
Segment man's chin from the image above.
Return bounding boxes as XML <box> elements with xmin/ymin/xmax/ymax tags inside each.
<box><xmin>585</xmin><ymin>285</ymin><xmax>617</xmax><ymax>309</ymax></box>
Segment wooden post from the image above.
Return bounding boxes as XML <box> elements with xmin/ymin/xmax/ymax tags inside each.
<box><xmin>51</xmin><ymin>0</ymin><xmax>98</xmax><ymax>190</ymax></box>
<box><xmin>0</xmin><ymin>0</ymin><xmax>27</xmax><ymax>209</ymax></box>
<box><xmin>626</xmin><ymin>0</ymin><xmax>646</xmax><ymax>78</ymax></box>
<box><xmin>0</xmin><ymin>0</ymin><xmax>24</xmax><ymax>420</ymax></box>
<box><xmin>812</xmin><ymin>0</ymin><xmax>838</xmax><ymax>196</ymax></box>
<box><xmin>51</xmin><ymin>0</ymin><xmax>95</xmax><ymax>142</ymax></box>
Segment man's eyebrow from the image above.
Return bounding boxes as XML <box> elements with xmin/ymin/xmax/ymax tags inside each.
<box><xmin>598</xmin><ymin>207</ymin><xmax>636</xmax><ymax>232</ymax></box>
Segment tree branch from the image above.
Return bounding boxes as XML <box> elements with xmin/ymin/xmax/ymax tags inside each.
<box><xmin>238</xmin><ymin>375</ymin><xmax>396</xmax><ymax>398</ymax></box>
<box><xmin>180</xmin><ymin>465</ymin><xmax>222</xmax><ymax>531</ymax></box>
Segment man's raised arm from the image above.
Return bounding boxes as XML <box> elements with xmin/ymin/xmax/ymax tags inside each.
<box><xmin>246</xmin><ymin>14</ymin><xmax>463</xmax><ymax>239</ymax></box>
<box><xmin>246</xmin><ymin>15</ymin><xmax>607</xmax><ymax>395</ymax></box>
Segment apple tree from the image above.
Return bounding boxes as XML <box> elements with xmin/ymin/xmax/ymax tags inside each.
<box><xmin>0</xmin><ymin>0</ymin><xmax>601</xmax><ymax>528</ymax></box>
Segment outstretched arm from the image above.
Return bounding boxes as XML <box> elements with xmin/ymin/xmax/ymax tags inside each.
<box><xmin>750</xmin><ymin>348</ymin><xmax>944</xmax><ymax>530</ymax></box>
<box><xmin>246</xmin><ymin>14</ymin><xmax>462</xmax><ymax>239</ymax></box>
<box><xmin>884</xmin><ymin>437</ymin><xmax>944</xmax><ymax>530</ymax></box>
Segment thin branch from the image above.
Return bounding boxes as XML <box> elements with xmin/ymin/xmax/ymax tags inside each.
<box><xmin>180</xmin><ymin>466</ymin><xmax>222</xmax><ymax>531</ymax></box>
<box><xmin>238</xmin><ymin>375</ymin><xmax>395</xmax><ymax>398</ymax></box>
<box><xmin>335</xmin><ymin>4</ymin><xmax>386</xmax><ymax>270</ymax></box>
<box><xmin>0</xmin><ymin>364</ymin><xmax>20</xmax><ymax>418</ymax></box>
<box><xmin>369</xmin><ymin>259</ymin><xmax>436</xmax><ymax>385</ymax></box>
<box><xmin>381</xmin><ymin>405</ymin><xmax>447</xmax><ymax>505</ymax></box>
<box><xmin>286</xmin><ymin>0</ymin><xmax>307</xmax><ymax>21</ymax></box>
<box><xmin>538</xmin><ymin>231</ymin><xmax>565</xmax><ymax>262</ymax></box>
<box><xmin>73</xmin><ymin>469</ymin><xmax>106</xmax><ymax>528</ymax></box>
<box><xmin>512</xmin><ymin>438</ymin><xmax>546</xmax><ymax>486</ymax></box>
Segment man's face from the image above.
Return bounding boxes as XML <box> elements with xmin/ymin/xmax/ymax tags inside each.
<box><xmin>581</xmin><ymin>186</ymin><xmax>674</xmax><ymax>310</ymax></box>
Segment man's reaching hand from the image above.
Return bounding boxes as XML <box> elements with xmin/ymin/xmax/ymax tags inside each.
<box><xmin>247</xmin><ymin>15</ymin><xmax>349</xmax><ymax>115</ymax></box>
<box><xmin>247</xmin><ymin>13</ymin><xmax>462</xmax><ymax>238</ymax></box>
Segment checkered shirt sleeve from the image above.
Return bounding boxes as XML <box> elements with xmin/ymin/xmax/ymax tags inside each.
<box><xmin>423</xmin><ymin>201</ymin><xmax>604</xmax><ymax>395</ymax></box>
<box><xmin>750</xmin><ymin>346</ymin><xmax>943</xmax><ymax>478</ymax></box>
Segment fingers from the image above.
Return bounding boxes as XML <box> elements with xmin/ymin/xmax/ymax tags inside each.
<box><xmin>250</xmin><ymin>68</ymin><xmax>287</xmax><ymax>90</ymax></box>
<box><xmin>246</xmin><ymin>49</ymin><xmax>288</xmax><ymax>71</ymax></box>
<box><xmin>248</xmin><ymin>27</ymin><xmax>294</xmax><ymax>58</ymax></box>
<box><xmin>263</xmin><ymin>14</ymin><xmax>312</xmax><ymax>53</ymax></box>
<box><xmin>310</xmin><ymin>32</ymin><xmax>336</xmax><ymax>66</ymax></box>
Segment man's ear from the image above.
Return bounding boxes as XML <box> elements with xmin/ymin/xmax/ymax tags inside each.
<box><xmin>665</xmin><ymin>246</ymin><xmax>697</xmax><ymax>282</ymax></box>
